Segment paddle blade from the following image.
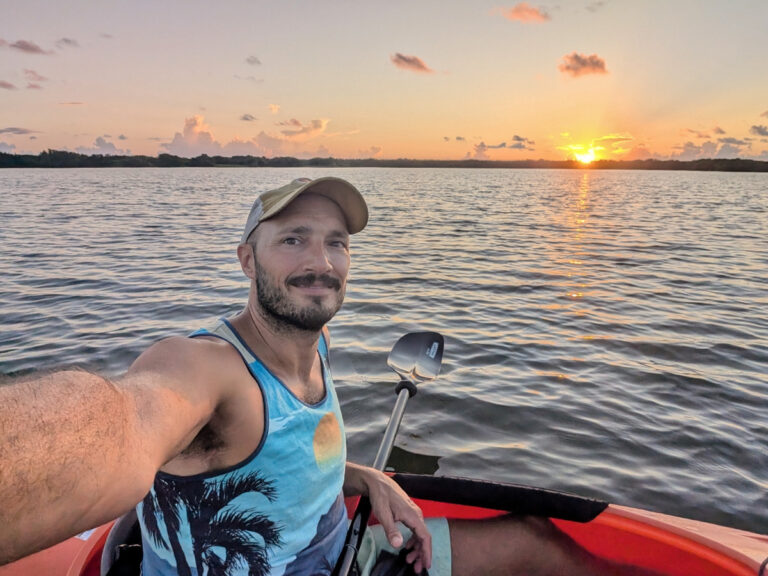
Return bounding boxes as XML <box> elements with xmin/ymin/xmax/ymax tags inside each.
<box><xmin>387</xmin><ymin>332</ymin><xmax>444</xmax><ymax>383</ymax></box>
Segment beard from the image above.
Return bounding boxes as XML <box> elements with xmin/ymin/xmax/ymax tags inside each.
<box><xmin>255</xmin><ymin>260</ymin><xmax>345</xmax><ymax>332</ymax></box>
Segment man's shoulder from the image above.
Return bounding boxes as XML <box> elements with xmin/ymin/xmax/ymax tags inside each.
<box><xmin>128</xmin><ymin>334</ymin><xmax>245</xmax><ymax>386</ymax></box>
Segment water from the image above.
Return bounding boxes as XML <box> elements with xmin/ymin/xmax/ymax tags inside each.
<box><xmin>1</xmin><ymin>167</ymin><xmax>766</xmax><ymax>534</ymax></box>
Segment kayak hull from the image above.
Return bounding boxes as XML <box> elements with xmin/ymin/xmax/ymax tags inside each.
<box><xmin>1</xmin><ymin>475</ymin><xmax>766</xmax><ymax>576</ymax></box>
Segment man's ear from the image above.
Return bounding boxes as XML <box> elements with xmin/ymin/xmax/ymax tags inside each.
<box><xmin>237</xmin><ymin>243</ymin><xmax>257</xmax><ymax>280</ymax></box>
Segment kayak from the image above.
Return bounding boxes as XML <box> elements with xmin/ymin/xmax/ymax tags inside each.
<box><xmin>1</xmin><ymin>473</ymin><xmax>766</xmax><ymax>576</ymax></box>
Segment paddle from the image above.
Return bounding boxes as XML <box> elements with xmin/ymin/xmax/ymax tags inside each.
<box><xmin>332</xmin><ymin>332</ymin><xmax>445</xmax><ymax>576</ymax></box>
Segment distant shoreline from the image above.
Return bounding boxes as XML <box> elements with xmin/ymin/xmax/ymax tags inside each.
<box><xmin>2</xmin><ymin>150</ymin><xmax>767</xmax><ymax>172</ymax></box>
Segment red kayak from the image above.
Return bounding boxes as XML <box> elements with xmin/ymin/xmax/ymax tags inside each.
<box><xmin>1</xmin><ymin>474</ymin><xmax>766</xmax><ymax>576</ymax></box>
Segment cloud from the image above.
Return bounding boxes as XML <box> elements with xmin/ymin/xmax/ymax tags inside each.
<box><xmin>500</xmin><ymin>3</ymin><xmax>550</xmax><ymax>22</ymax></box>
<box><xmin>761</xmin><ymin>111</ymin><xmax>768</xmax><ymax>118</ymax></box>
<box><xmin>719</xmin><ymin>137</ymin><xmax>748</xmax><ymax>146</ymax></box>
<box><xmin>241</xmin><ymin>113</ymin><xmax>257</xmax><ymax>122</ymax></box>
<box><xmin>685</xmin><ymin>128</ymin><xmax>710</xmax><ymax>139</ymax></box>
<box><xmin>161</xmin><ymin>116</ymin><xmax>333</xmax><ymax>158</ymax></box>
<box><xmin>162</xmin><ymin>116</ymin><xmax>223</xmax><ymax>156</ymax></box>
<box><xmin>118</xmin><ymin>134</ymin><xmax>127</xmax><ymax>140</ymax></box>
<box><xmin>713</xmin><ymin>126</ymin><xmax>726</xmax><ymax>135</ymax></box>
<box><xmin>443</xmin><ymin>136</ymin><xmax>450</xmax><ymax>142</ymax></box>
<box><xmin>357</xmin><ymin>146</ymin><xmax>383</xmax><ymax>158</ymax></box>
<box><xmin>749</xmin><ymin>125</ymin><xmax>768</xmax><ymax>137</ymax></box>
<box><xmin>26</xmin><ymin>83</ymin><xmax>43</xmax><ymax>90</ymax></box>
<box><xmin>472</xmin><ymin>142</ymin><xmax>490</xmax><ymax>160</ymax></box>
<box><xmin>101</xmin><ymin>33</ymin><xmax>113</xmax><ymax>39</ymax></box>
<box><xmin>234</xmin><ymin>74</ymin><xmax>264</xmax><ymax>83</ymax></box>
<box><xmin>0</xmin><ymin>141</ymin><xmax>17</xmax><ymax>153</ymax></box>
<box><xmin>390</xmin><ymin>53</ymin><xmax>434</xmax><ymax>74</ymax></box>
<box><xmin>0</xmin><ymin>81</ymin><xmax>16</xmax><ymax>90</ymax></box>
<box><xmin>8</xmin><ymin>40</ymin><xmax>52</xmax><ymax>55</ymax></box>
<box><xmin>76</xmin><ymin>137</ymin><xmax>128</xmax><ymax>156</ymax></box>
<box><xmin>24</xmin><ymin>69</ymin><xmax>47</xmax><ymax>82</ymax></box>
<box><xmin>278</xmin><ymin>118</ymin><xmax>329</xmax><ymax>140</ymax></box>
<box><xmin>56</xmin><ymin>38</ymin><xmax>79</xmax><ymax>49</ymax></box>
<box><xmin>0</xmin><ymin>127</ymin><xmax>35</xmax><ymax>135</ymax></box>
<box><xmin>586</xmin><ymin>1</ymin><xmax>607</xmax><ymax>12</ymax></box>
<box><xmin>672</xmin><ymin>141</ymin><xmax>718</xmax><ymax>161</ymax></box>
<box><xmin>269</xmin><ymin>104</ymin><xmax>280</xmax><ymax>114</ymax></box>
<box><xmin>559</xmin><ymin>52</ymin><xmax>608</xmax><ymax>77</ymax></box>
<box><xmin>456</xmin><ymin>136</ymin><xmax>466</xmax><ymax>141</ymax></box>
<box><xmin>245</xmin><ymin>55</ymin><xmax>261</xmax><ymax>66</ymax></box>
<box><xmin>715</xmin><ymin>144</ymin><xmax>745</xmax><ymax>159</ymax></box>
<box><xmin>58</xmin><ymin>101</ymin><xmax>84</xmax><ymax>106</ymax></box>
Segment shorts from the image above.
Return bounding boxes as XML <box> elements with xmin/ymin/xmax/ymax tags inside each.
<box><xmin>356</xmin><ymin>518</ymin><xmax>451</xmax><ymax>576</ymax></box>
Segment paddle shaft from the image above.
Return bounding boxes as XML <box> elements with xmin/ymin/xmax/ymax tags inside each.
<box><xmin>332</xmin><ymin>384</ymin><xmax>414</xmax><ymax>576</ymax></box>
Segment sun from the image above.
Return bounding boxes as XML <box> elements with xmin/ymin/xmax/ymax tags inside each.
<box><xmin>575</xmin><ymin>148</ymin><xmax>597</xmax><ymax>164</ymax></box>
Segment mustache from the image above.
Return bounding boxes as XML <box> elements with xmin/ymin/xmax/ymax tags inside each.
<box><xmin>287</xmin><ymin>273</ymin><xmax>342</xmax><ymax>290</ymax></box>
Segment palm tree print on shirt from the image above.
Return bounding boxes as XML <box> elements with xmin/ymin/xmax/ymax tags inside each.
<box><xmin>141</xmin><ymin>472</ymin><xmax>283</xmax><ymax>576</ymax></box>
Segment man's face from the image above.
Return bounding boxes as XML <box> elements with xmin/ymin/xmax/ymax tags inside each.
<box><xmin>249</xmin><ymin>193</ymin><xmax>351</xmax><ymax>332</ymax></box>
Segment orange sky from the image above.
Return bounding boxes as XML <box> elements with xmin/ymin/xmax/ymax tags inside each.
<box><xmin>2</xmin><ymin>1</ymin><xmax>768</xmax><ymax>161</ymax></box>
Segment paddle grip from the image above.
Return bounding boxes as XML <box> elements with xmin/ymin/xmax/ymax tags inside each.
<box><xmin>395</xmin><ymin>379</ymin><xmax>417</xmax><ymax>398</ymax></box>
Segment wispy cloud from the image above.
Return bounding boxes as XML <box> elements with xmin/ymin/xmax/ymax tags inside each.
<box><xmin>456</xmin><ymin>136</ymin><xmax>466</xmax><ymax>142</ymax></box>
<box><xmin>24</xmin><ymin>69</ymin><xmax>47</xmax><ymax>82</ymax></box>
<box><xmin>76</xmin><ymin>136</ymin><xmax>128</xmax><ymax>156</ymax></box>
<box><xmin>0</xmin><ymin>127</ymin><xmax>37</xmax><ymax>135</ymax></box>
<box><xmin>26</xmin><ymin>83</ymin><xmax>43</xmax><ymax>90</ymax></box>
<box><xmin>118</xmin><ymin>134</ymin><xmax>127</xmax><ymax>140</ymax></box>
<box><xmin>749</xmin><ymin>125</ymin><xmax>768</xmax><ymax>137</ymax></box>
<box><xmin>58</xmin><ymin>101</ymin><xmax>84</xmax><ymax>106</ymax></box>
<box><xmin>269</xmin><ymin>104</ymin><xmax>280</xmax><ymax>114</ymax></box>
<box><xmin>56</xmin><ymin>38</ymin><xmax>79</xmax><ymax>49</ymax></box>
<box><xmin>241</xmin><ymin>113</ymin><xmax>257</xmax><ymax>122</ymax></box>
<box><xmin>278</xmin><ymin>118</ymin><xmax>329</xmax><ymax>140</ymax></box>
<box><xmin>390</xmin><ymin>53</ymin><xmax>434</xmax><ymax>74</ymax></box>
<box><xmin>719</xmin><ymin>137</ymin><xmax>749</xmax><ymax>146</ymax></box>
<box><xmin>7</xmin><ymin>40</ymin><xmax>53</xmax><ymax>55</ymax></box>
<box><xmin>0</xmin><ymin>80</ymin><xmax>17</xmax><ymax>90</ymax></box>
<box><xmin>559</xmin><ymin>52</ymin><xmax>608</xmax><ymax>77</ymax></box>
<box><xmin>499</xmin><ymin>3</ymin><xmax>550</xmax><ymax>23</ymax></box>
<box><xmin>761</xmin><ymin>110</ymin><xmax>768</xmax><ymax>118</ymax></box>
<box><xmin>245</xmin><ymin>55</ymin><xmax>261</xmax><ymax>66</ymax></box>
<box><xmin>472</xmin><ymin>136</ymin><xmax>535</xmax><ymax>158</ymax></box>
<box><xmin>234</xmin><ymin>74</ymin><xmax>264</xmax><ymax>84</ymax></box>
<box><xmin>357</xmin><ymin>146</ymin><xmax>383</xmax><ymax>158</ymax></box>
<box><xmin>713</xmin><ymin>126</ymin><xmax>726</xmax><ymax>135</ymax></box>
<box><xmin>586</xmin><ymin>1</ymin><xmax>607</xmax><ymax>13</ymax></box>
<box><xmin>685</xmin><ymin>128</ymin><xmax>710</xmax><ymax>139</ymax></box>
<box><xmin>444</xmin><ymin>136</ymin><xmax>466</xmax><ymax>142</ymax></box>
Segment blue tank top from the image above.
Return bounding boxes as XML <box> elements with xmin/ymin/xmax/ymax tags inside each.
<box><xmin>136</xmin><ymin>319</ymin><xmax>347</xmax><ymax>576</ymax></box>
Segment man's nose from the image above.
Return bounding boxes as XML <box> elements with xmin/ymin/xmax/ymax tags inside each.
<box><xmin>303</xmin><ymin>241</ymin><xmax>333</xmax><ymax>272</ymax></box>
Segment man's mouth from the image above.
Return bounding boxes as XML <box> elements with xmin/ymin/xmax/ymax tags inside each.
<box><xmin>287</xmin><ymin>274</ymin><xmax>341</xmax><ymax>291</ymax></box>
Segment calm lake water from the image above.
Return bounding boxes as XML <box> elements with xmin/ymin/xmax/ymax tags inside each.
<box><xmin>0</xmin><ymin>167</ymin><xmax>766</xmax><ymax>534</ymax></box>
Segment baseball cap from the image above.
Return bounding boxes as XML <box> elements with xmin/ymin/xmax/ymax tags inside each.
<box><xmin>241</xmin><ymin>177</ymin><xmax>369</xmax><ymax>244</ymax></box>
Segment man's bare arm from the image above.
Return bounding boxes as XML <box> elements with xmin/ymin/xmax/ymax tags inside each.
<box><xmin>0</xmin><ymin>337</ymin><xmax>235</xmax><ymax>565</ymax></box>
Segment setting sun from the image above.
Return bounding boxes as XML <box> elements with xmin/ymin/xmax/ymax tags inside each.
<box><xmin>575</xmin><ymin>148</ymin><xmax>597</xmax><ymax>164</ymax></box>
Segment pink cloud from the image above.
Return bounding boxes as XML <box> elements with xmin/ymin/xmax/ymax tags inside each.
<box><xmin>501</xmin><ymin>3</ymin><xmax>550</xmax><ymax>22</ymax></box>
<box><xmin>26</xmin><ymin>83</ymin><xmax>43</xmax><ymax>90</ymax></box>
<box><xmin>0</xmin><ymin>80</ymin><xmax>17</xmax><ymax>90</ymax></box>
<box><xmin>559</xmin><ymin>52</ymin><xmax>608</xmax><ymax>77</ymax></box>
<box><xmin>761</xmin><ymin>110</ymin><xmax>768</xmax><ymax>118</ymax></box>
<box><xmin>390</xmin><ymin>53</ymin><xmax>434</xmax><ymax>74</ymax></box>
<box><xmin>279</xmin><ymin>118</ymin><xmax>329</xmax><ymax>140</ymax></box>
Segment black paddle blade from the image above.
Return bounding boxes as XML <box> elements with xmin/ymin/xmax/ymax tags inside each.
<box><xmin>387</xmin><ymin>332</ymin><xmax>444</xmax><ymax>383</ymax></box>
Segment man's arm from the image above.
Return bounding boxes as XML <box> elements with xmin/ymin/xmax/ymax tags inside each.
<box><xmin>0</xmin><ymin>336</ymin><xmax>236</xmax><ymax>565</ymax></box>
<box><xmin>344</xmin><ymin>462</ymin><xmax>432</xmax><ymax>573</ymax></box>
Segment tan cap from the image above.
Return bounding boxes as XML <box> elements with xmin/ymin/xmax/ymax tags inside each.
<box><xmin>241</xmin><ymin>177</ymin><xmax>369</xmax><ymax>243</ymax></box>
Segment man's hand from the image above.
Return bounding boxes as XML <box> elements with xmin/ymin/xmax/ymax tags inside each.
<box><xmin>344</xmin><ymin>463</ymin><xmax>432</xmax><ymax>573</ymax></box>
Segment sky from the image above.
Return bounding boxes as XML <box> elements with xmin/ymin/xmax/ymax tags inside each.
<box><xmin>2</xmin><ymin>0</ymin><xmax>768</xmax><ymax>162</ymax></box>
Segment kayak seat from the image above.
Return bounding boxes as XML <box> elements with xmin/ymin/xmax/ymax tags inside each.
<box><xmin>100</xmin><ymin>509</ymin><xmax>142</xmax><ymax>576</ymax></box>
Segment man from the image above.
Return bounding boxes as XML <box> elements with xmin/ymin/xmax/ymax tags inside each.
<box><xmin>0</xmin><ymin>178</ymin><xmax>656</xmax><ymax>576</ymax></box>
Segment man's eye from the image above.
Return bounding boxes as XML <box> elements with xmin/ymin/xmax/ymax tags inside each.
<box><xmin>283</xmin><ymin>237</ymin><xmax>299</xmax><ymax>245</ymax></box>
<box><xmin>330</xmin><ymin>240</ymin><xmax>348</xmax><ymax>249</ymax></box>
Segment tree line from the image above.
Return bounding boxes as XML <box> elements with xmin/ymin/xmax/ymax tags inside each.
<box><xmin>1</xmin><ymin>150</ymin><xmax>767</xmax><ymax>172</ymax></box>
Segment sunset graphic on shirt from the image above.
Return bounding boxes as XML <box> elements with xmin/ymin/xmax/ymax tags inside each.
<box><xmin>313</xmin><ymin>412</ymin><xmax>343</xmax><ymax>471</ymax></box>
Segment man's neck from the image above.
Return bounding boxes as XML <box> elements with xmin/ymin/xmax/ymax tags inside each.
<box><xmin>229</xmin><ymin>302</ymin><xmax>321</xmax><ymax>386</ymax></box>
